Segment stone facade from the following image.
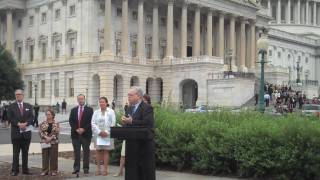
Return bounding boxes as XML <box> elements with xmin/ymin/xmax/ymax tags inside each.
<box><xmin>0</xmin><ymin>0</ymin><xmax>319</xmax><ymax>108</ymax></box>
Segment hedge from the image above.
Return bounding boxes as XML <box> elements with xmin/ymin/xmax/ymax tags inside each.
<box><xmin>111</xmin><ymin>106</ymin><xmax>320</xmax><ymax>180</ymax></box>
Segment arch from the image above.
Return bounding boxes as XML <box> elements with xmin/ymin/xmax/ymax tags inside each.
<box><xmin>180</xmin><ymin>79</ymin><xmax>198</xmax><ymax>109</ymax></box>
<box><xmin>130</xmin><ymin>76</ymin><xmax>139</xmax><ymax>87</ymax></box>
<box><xmin>113</xmin><ymin>75</ymin><xmax>123</xmax><ymax>107</ymax></box>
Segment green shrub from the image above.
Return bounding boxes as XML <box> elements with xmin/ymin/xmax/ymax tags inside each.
<box><xmin>111</xmin><ymin>106</ymin><xmax>320</xmax><ymax>179</ymax></box>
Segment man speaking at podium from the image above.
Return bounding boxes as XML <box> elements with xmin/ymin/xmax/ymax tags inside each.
<box><xmin>121</xmin><ymin>86</ymin><xmax>155</xmax><ymax>180</ymax></box>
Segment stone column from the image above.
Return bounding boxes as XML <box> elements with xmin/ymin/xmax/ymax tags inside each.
<box><xmin>313</xmin><ymin>1</ymin><xmax>317</xmax><ymax>25</ymax></box>
<box><xmin>297</xmin><ymin>0</ymin><xmax>301</xmax><ymax>24</ymax></box>
<box><xmin>102</xmin><ymin>0</ymin><xmax>113</xmax><ymax>56</ymax></box>
<box><xmin>166</xmin><ymin>0</ymin><xmax>174</xmax><ymax>58</ymax></box>
<box><xmin>268</xmin><ymin>0</ymin><xmax>272</xmax><ymax>16</ymax></box>
<box><xmin>121</xmin><ymin>0</ymin><xmax>129</xmax><ymax>56</ymax></box>
<box><xmin>318</xmin><ymin>3</ymin><xmax>320</xmax><ymax>25</ymax></box>
<box><xmin>306</xmin><ymin>0</ymin><xmax>310</xmax><ymax>25</ymax></box>
<box><xmin>206</xmin><ymin>9</ymin><xmax>213</xmax><ymax>56</ymax></box>
<box><xmin>152</xmin><ymin>2</ymin><xmax>159</xmax><ymax>59</ymax></box>
<box><xmin>250</xmin><ymin>20</ymin><xmax>256</xmax><ymax>70</ymax></box>
<box><xmin>6</xmin><ymin>9</ymin><xmax>13</xmax><ymax>53</ymax></box>
<box><xmin>277</xmin><ymin>0</ymin><xmax>281</xmax><ymax>24</ymax></box>
<box><xmin>218</xmin><ymin>13</ymin><xmax>225</xmax><ymax>59</ymax></box>
<box><xmin>229</xmin><ymin>15</ymin><xmax>236</xmax><ymax>70</ymax></box>
<box><xmin>193</xmin><ymin>5</ymin><xmax>201</xmax><ymax>57</ymax></box>
<box><xmin>180</xmin><ymin>1</ymin><xmax>188</xmax><ymax>58</ymax></box>
<box><xmin>137</xmin><ymin>0</ymin><xmax>145</xmax><ymax>58</ymax></box>
<box><xmin>240</xmin><ymin>18</ymin><xmax>246</xmax><ymax>72</ymax></box>
<box><xmin>287</xmin><ymin>0</ymin><xmax>291</xmax><ymax>24</ymax></box>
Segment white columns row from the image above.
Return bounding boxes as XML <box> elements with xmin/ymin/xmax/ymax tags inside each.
<box><xmin>274</xmin><ymin>0</ymin><xmax>319</xmax><ymax>26</ymax></box>
<box><xmin>101</xmin><ymin>0</ymin><xmax>256</xmax><ymax>72</ymax></box>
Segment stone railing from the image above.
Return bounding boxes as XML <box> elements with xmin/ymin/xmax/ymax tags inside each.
<box><xmin>171</xmin><ymin>56</ymin><xmax>223</xmax><ymax>65</ymax></box>
<box><xmin>264</xmin><ymin>65</ymin><xmax>289</xmax><ymax>73</ymax></box>
<box><xmin>288</xmin><ymin>80</ymin><xmax>319</xmax><ymax>86</ymax></box>
<box><xmin>208</xmin><ymin>72</ymin><xmax>256</xmax><ymax>80</ymax></box>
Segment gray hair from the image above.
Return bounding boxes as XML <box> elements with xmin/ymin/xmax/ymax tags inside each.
<box><xmin>15</xmin><ymin>89</ymin><xmax>24</xmax><ymax>95</ymax></box>
<box><xmin>130</xmin><ymin>86</ymin><xmax>144</xmax><ymax>97</ymax></box>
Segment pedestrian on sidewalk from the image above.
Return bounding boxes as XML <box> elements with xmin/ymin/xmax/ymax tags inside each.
<box><xmin>91</xmin><ymin>97</ymin><xmax>115</xmax><ymax>176</ymax></box>
<box><xmin>33</xmin><ymin>103</ymin><xmax>40</xmax><ymax>128</ymax></box>
<box><xmin>39</xmin><ymin>109</ymin><xmax>60</xmax><ymax>176</ymax></box>
<box><xmin>62</xmin><ymin>99</ymin><xmax>67</xmax><ymax>114</ymax></box>
<box><xmin>69</xmin><ymin>94</ymin><xmax>93</xmax><ymax>175</ymax></box>
<box><xmin>8</xmin><ymin>89</ymin><xmax>34</xmax><ymax>176</ymax></box>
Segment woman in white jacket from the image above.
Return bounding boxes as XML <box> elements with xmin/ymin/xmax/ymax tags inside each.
<box><xmin>91</xmin><ymin>97</ymin><xmax>116</xmax><ymax>176</ymax></box>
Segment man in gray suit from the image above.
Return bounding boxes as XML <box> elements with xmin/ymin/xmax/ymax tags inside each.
<box><xmin>7</xmin><ymin>89</ymin><xmax>34</xmax><ymax>176</ymax></box>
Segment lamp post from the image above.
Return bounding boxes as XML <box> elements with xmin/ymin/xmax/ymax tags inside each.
<box><xmin>85</xmin><ymin>88</ymin><xmax>88</xmax><ymax>105</ymax></box>
<box><xmin>227</xmin><ymin>49</ymin><xmax>233</xmax><ymax>76</ymax></box>
<box><xmin>257</xmin><ymin>29</ymin><xmax>269</xmax><ymax>113</ymax></box>
<box><xmin>295</xmin><ymin>61</ymin><xmax>303</xmax><ymax>83</ymax></box>
<box><xmin>34</xmin><ymin>81</ymin><xmax>38</xmax><ymax>105</ymax></box>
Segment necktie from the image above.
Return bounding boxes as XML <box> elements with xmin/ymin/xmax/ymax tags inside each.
<box><xmin>19</xmin><ymin>103</ymin><xmax>23</xmax><ymax>116</ymax></box>
<box><xmin>78</xmin><ymin>106</ymin><xmax>83</xmax><ymax>128</ymax></box>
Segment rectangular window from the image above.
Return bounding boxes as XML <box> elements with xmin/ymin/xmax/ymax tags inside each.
<box><xmin>18</xmin><ymin>19</ymin><xmax>22</xmax><ymax>28</ymax></box>
<box><xmin>41</xmin><ymin>13</ymin><xmax>47</xmax><ymax>24</ymax></box>
<box><xmin>160</xmin><ymin>46</ymin><xmax>166</xmax><ymax>59</ymax></box>
<box><xmin>69</xmin><ymin>78</ymin><xmax>74</xmax><ymax>97</ymax></box>
<box><xmin>29</xmin><ymin>45</ymin><xmax>34</xmax><ymax>62</ymax></box>
<box><xmin>29</xmin><ymin>16</ymin><xmax>34</xmax><ymax>26</ymax></box>
<box><xmin>17</xmin><ymin>47</ymin><xmax>22</xmax><ymax>62</ymax></box>
<box><xmin>55</xmin><ymin>9</ymin><xmax>61</xmax><ymax>20</ymax></box>
<box><xmin>41</xmin><ymin>80</ymin><xmax>45</xmax><ymax>98</ymax></box>
<box><xmin>160</xmin><ymin>17</ymin><xmax>166</xmax><ymax>26</ymax></box>
<box><xmin>55</xmin><ymin>41</ymin><xmax>60</xmax><ymax>59</ymax></box>
<box><xmin>117</xmin><ymin>8</ymin><xmax>122</xmax><ymax>17</ymax></box>
<box><xmin>41</xmin><ymin>43</ymin><xmax>47</xmax><ymax>60</ymax></box>
<box><xmin>146</xmin><ymin>44</ymin><xmax>151</xmax><ymax>59</ymax></box>
<box><xmin>146</xmin><ymin>15</ymin><xmax>152</xmax><ymax>24</ymax></box>
<box><xmin>70</xmin><ymin>5</ymin><xmax>76</xmax><ymax>16</ymax></box>
<box><xmin>28</xmin><ymin>81</ymin><xmax>32</xmax><ymax>98</ymax></box>
<box><xmin>132</xmin><ymin>11</ymin><xmax>138</xmax><ymax>20</ymax></box>
<box><xmin>116</xmin><ymin>39</ymin><xmax>121</xmax><ymax>55</ymax></box>
<box><xmin>70</xmin><ymin>38</ymin><xmax>75</xmax><ymax>57</ymax></box>
<box><xmin>54</xmin><ymin>79</ymin><xmax>59</xmax><ymax>97</ymax></box>
<box><xmin>132</xmin><ymin>41</ymin><xmax>137</xmax><ymax>57</ymax></box>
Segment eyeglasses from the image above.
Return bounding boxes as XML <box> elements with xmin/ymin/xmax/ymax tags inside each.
<box><xmin>15</xmin><ymin>94</ymin><xmax>23</xmax><ymax>95</ymax></box>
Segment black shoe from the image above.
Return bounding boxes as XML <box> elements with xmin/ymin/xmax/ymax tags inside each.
<box><xmin>84</xmin><ymin>169</ymin><xmax>89</xmax><ymax>174</ymax></box>
<box><xmin>22</xmin><ymin>171</ymin><xmax>32</xmax><ymax>175</ymax></box>
<box><xmin>10</xmin><ymin>172</ymin><xmax>18</xmax><ymax>176</ymax></box>
<box><xmin>72</xmin><ymin>170</ymin><xmax>79</xmax><ymax>174</ymax></box>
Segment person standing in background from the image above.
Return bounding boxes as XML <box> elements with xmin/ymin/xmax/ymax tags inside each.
<box><xmin>69</xmin><ymin>94</ymin><xmax>93</xmax><ymax>175</ymax></box>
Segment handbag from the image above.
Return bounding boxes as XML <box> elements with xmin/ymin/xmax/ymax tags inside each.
<box><xmin>40</xmin><ymin>142</ymin><xmax>51</xmax><ymax>149</ymax></box>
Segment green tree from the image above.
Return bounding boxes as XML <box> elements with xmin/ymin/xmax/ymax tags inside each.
<box><xmin>0</xmin><ymin>45</ymin><xmax>24</xmax><ymax>102</ymax></box>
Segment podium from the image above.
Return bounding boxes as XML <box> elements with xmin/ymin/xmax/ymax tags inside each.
<box><xmin>111</xmin><ymin>127</ymin><xmax>155</xmax><ymax>180</ymax></box>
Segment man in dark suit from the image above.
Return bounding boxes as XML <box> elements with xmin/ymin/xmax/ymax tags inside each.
<box><xmin>7</xmin><ymin>89</ymin><xmax>34</xmax><ymax>176</ymax></box>
<box><xmin>69</xmin><ymin>94</ymin><xmax>93</xmax><ymax>174</ymax></box>
<box><xmin>121</xmin><ymin>86</ymin><xmax>155</xmax><ymax>180</ymax></box>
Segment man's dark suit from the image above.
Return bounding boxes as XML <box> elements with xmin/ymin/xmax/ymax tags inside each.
<box><xmin>7</xmin><ymin>102</ymin><xmax>34</xmax><ymax>173</ymax></box>
<box><xmin>125</xmin><ymin>101</ymin><xmax>155</xmax><ymax>180</ymax></box>
<box><xmin>69</xmin><ymin>105</ymin><xmax>93</xmax><ymax>172</ymax></box>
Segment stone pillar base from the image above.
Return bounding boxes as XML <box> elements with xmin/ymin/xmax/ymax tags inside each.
<box><xmin>239</xmin><ymin>66</ymin><xmax>248</xmax><ymax>72</ymax></box>
<box><xmin>163</xmin><ymin>56</ymin><xmax>174</xmax><ymax>65</ymax></box>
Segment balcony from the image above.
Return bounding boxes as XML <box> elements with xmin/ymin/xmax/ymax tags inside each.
<box><xmin>170</xmin><ymin>56</ymin><xmax>223</xmax><ymax>65</ymax></box>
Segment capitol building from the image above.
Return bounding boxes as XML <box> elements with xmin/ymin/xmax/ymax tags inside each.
<box><xmin>0</xmin><ymin>0</ymin><xmax>319</xmax><ymax>108</ymax></box>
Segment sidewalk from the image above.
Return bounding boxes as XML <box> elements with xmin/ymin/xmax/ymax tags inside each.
<box><xmin>0</xmin><ymin>143</ymin><xmax>240</xmax><ymax>180</ymax></box>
